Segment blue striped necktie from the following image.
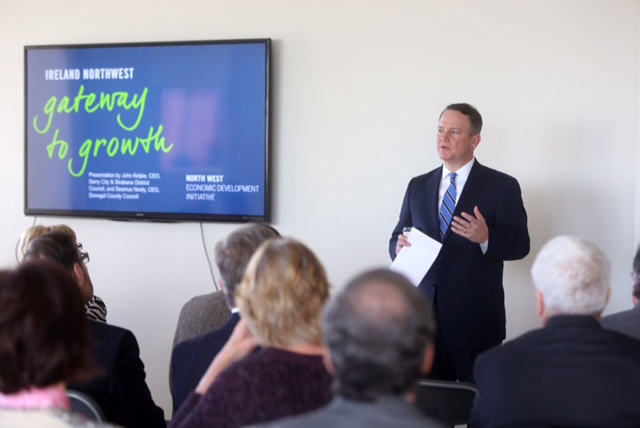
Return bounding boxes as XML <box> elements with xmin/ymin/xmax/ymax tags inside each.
<box><xmin>439</xmin><ymin>172</ymin><xmax>457</xmax><ymax>239</ymax></box>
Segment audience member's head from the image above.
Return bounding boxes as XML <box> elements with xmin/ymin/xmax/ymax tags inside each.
<box><xmin>0</xmin><ymin>262</ymin><xmax>95</xmax><ymax>394</ymax></box>
<box><xmin>236</xmin><ymin>237</ymin><xmax>330</xmax><ymax>348</ymax></box>
<box><xmin>49</xmin><ymin>224</ymin><xmax>79</xmax><ymax>242</ymax></box>
<box><xmin>531</xmin><ymin>235</ymin><xmax>610</xmax><ymax>321</ymax></box>
<box><xmin>214</xmin><ymin>222</ymin><xmax>280</xmax><ymax>308</ymax></box>
<box><xmin>19</xmin><ymin>224</ymin><xmax>80</xmax><ymax>259</ymax></box>
<box><xmin>632</xmin><ymin>244</ymin><xmax>640</xmax><ymax>305</ymax></box>
<box><xmin>23</xmin><ymin>231</ymin><xmax>94</xmax><ymax>303</ymax></box>
<box><xmin>323</xmin><ymin>268</ymin><xmax>435</xmax><ymax>401</ymax></box>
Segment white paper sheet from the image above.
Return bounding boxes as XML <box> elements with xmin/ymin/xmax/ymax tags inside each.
<box><xmin>390</xmin><ymin>227</ymin><xmax>442</xmax><ymax>286</ymax></box>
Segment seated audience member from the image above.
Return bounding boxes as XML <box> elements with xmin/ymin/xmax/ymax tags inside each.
<box><xmin>0</xmin><ymin>262</ymin><xmax>115</xmax><ymax>427</ymax></box>
<box><xmin>24</xmin><ymin>231</ymin><xmax>165</xmax><ymax>428</ymax></box>
<box><xmin>19</xmin><ymin>224</ymin><xmax>108</xmax><ymax>322</ymax></box>
<box><xmin>256</xmin><ymin>268</ymin><xmax>445</xmax><ymax>428</ymax></box>
<box><xmin>170</xmin><ymin>238</ymin><xmax>333</xmax><ymax>428</ymax></box>
<box><xmin>601</xmin><ymin>243</ymin><xmax>640</xmax><ymax>340</ymax></box>
<box><xmin>172</xmin><ymin>291</ymin><xmax>230</xmax><ymax>347</ymax></box>
<box><xmin>470</xmin><ymin>235</ymin><xmax>640</xmax><ymax>428</ymax></box>
<box><xmin>170</xmin><ymin>222</ymin><xmax>280</xmax><ymax>414</ymax></box>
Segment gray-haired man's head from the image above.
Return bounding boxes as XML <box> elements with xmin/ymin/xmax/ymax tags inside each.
<box><xmin>322</xmin><ymin>268</ymin><xmax>435</xmax><ymax>401</ymax></box>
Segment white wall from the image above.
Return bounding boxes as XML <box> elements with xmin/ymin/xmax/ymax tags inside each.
<box><xmin>1</xmin><ymin>0</ymin><xmax>638</xmax><ymax>415</ymax></box>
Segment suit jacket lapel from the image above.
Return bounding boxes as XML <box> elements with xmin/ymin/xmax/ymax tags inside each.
<box><xmin>455</xmin><ymin>160</ymin><xmax>486</xmax><ymax>217</ymax></box>
<box><xmin>425</xmin><ymin>167</ymin><xmax>441</xmax><ymax>240</ymax></box>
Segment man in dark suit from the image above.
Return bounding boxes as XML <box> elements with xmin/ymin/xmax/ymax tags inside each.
<box><xmin>24</xmin><ymin>231</ymin><xmax>166</xmax><ymax>428</ymax></box>
<box><xmin>255</xmin><ymin>269</ymin><xmax>445</xmax><ymax>428</ymax></box>
<box><xmin>601</xmin><ymin>244</ymin><xmax>640</xmax><ymax>340</ymax></box>
<box><xmin>471</xmin><ymin>236</ymin><xmax>640</xmax><ymax>428</ymax></box>
<box><xmin>170</xmin><ymin>222</ymin><xmax>280</xmax><ymax>414</ymax></box>
<box><xmin>389</xmin><ymin>103</ymin><xmax>529</xmax><ymax>382</ymax></box>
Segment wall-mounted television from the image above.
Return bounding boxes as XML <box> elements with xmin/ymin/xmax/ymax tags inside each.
<box><xmin>25</xmin><ymin>38</ymin><xmax>271</xmax><ymax>222</ymax></box>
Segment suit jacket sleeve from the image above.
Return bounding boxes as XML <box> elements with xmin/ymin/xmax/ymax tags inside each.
<box><xmin>389</xmin><ymin>177</ymin><xmax>416</xmax><ymax>261</ymax></box>
<box><xmin>483</xmin><ymin>174</ymin><xmax>529</xmax><ymax>262</ymax></box>
<box><xmin>112</xmin><ymin>330</ymin><xmax>166</xmax><ymax>428</ymax></box>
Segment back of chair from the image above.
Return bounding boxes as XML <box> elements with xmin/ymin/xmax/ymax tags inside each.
<box><xmin>415</xmin><ymin>379</ymin><xmax>477</xmax><ymax>427</ymax></box>
<box><xmin>67</xmin><ymin>389</ymin><xmax>105</xmax><ymax>422</ymax></box>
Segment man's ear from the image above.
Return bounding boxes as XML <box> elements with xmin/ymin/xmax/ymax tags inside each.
<box><xmin>421</xmin><ymin>345</ymin><xmax>435</xmax><ymax>375</ymax></box>
<box><xmin>322</xmin><ymin>348</ymin><xmax>336</xmax><ymax>376</ymax></box>
<box><xmin>536</xmin><ymin>290</ymin><xmax>545</xmax><ymax>319</ymax></box>
<box><xmin>72</xmin><ymin>262</ymin><xmax>85</xmax><ymax>286</ymax></box>
<box><xmin>471</xmin><ymin>134</ymin><xmax>481</xmax><ymax>150</ymax></box>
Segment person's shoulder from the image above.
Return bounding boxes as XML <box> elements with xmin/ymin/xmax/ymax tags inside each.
<box><xmin>181</xmin><ymin>291</ymin><xmax>226</xmax><ymax>312</ymax></box>
<box><xmin>406</xmin><ymin>167</ymin><xmax>441</xmax><ymax>187</ymax></box>
<box><xmin>416</xmin><ymin>166</ymin><xmax>441</xmax><ymax>180</ymax></box>
<box><xmin>249</xmin><ymin>396</ymin><xmax>444</xmax><ymax>428</ymax></box>
<box><xmin>221</xmin><ymin>348</ymin><xmax>326</xmax><ymax>386</ymax></box>
<box><xmin>90</xmin><ymin>319</ymin><xmax>132</xmax><ymax>336</ymax></box>
<box><xmin>473</xmin><ymin>161</ymin><xmax>520</xmax><ymax>183</ymax></box>
<box><xmin>602</xmin><ymin>307</ymin><xmax>638</xmax><ymax>324</ymax></box>
<box><xmin>89</xmin><ymin>320</ymin><xmax>139</xmax><ymax>351</ymax></box>
<box><xmin>477</xmin><ymin>327</ymin><xmax>544</xmax><ymax>365</ymax></box>
<box><xmin>599</xmin><ymin>324</ymin><xmax>640</xmax><ymax>348</ymax></box>
<box><xmin>174</xmin><ymin>319</ymin><xmax>231</xmax><ymax>356</ymax></box>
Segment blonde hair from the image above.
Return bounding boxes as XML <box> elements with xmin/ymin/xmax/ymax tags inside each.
<box><xmin>236</xmin><ymin>238</ymin><xmax>330</xmax><ymax>347</ymax></box>
<box><xmin>19</xmin><ymin>224</ymin><xmax>78</xmax><ymax>258</ymax></box>
<box><xmin>19</xmin><ymin>225</ymin><xmax>49</xmax><ymax>257</ymax></box>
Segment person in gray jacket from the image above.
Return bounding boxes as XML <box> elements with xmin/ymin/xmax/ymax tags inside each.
<box><xmin>601</xmin><ymin>244</ymin><xmax>640</xmax><ymax>340</ymax></box>
<box><xmin>255</xmin><ymin>268</ymin><xmax>444</xmax><ymax>428</ymax></box>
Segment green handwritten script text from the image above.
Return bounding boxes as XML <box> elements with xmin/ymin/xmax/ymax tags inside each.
<box><xmin>32</xmin><ymin>86</ymin><xmax>173</xmax><ymax>177</ymax></box>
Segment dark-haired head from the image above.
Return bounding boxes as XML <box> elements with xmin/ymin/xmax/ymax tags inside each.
<box><xmin>0</xmin><ymin>262</ymin><xmax>96</xmax><ymax>394</ymax></box>
<box><xmin>23</xmin><ymin>231</ymin><xmax>93</xmax><ymax>303</ymax></box>
<box><xmin>441</xmin><ymin>103</ymin><xmax>483</xmax><ymax>136</ymax></box>
<box><xmin>323</xmin><ymin>268</ymin><xmax>435</xmax><ymax>401</ymax></box>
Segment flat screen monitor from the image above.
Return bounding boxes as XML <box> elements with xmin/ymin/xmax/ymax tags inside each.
<box><xmin>24</xmin><ymin>38</ymin><xmax>271</xmax><ymax>222</ymax></box>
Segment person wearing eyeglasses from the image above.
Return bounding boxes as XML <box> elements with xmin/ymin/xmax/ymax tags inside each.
<box><xmin>18</xmin><ymin>223</ymin><xmax>108</xmax><ymax>323</ymax></box>
<box><xmin>23</xmin><ymin>231</ymin><xmax>166</xmax><ymax>428</ymax></box>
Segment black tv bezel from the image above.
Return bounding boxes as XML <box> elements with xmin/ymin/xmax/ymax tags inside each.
<box><xmin>24</xmin><ymin>38</ymin><xmax>272</xmax><ymax>223</ymax></box>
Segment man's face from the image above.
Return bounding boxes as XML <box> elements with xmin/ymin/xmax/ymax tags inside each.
<box><xmin>436</xmin><ymin>109</ymin><xmax>480</xmax><ymax>171</ymax></box>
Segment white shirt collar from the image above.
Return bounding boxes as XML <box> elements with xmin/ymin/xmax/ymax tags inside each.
<box><xmin>439</xmin><ymin>158</ymin><xmax>475</xmax><ymax>204</ymax></box>
<box><xmin>441</xmin><ymin>158</ymin><xmax>475</xmax><ymax>183</ymax></box>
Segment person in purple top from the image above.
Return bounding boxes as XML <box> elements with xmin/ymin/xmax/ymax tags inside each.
<box><xmin>170</xmin><ymin>237</ymin><xmax>332</xmax><ymax>428</ymax></box>
<box><xmin>170</xmin><ymin>222</ymin><xmax>280</xmax><ymax>414</ymax></box>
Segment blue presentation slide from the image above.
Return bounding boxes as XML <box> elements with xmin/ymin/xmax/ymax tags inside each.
<box><xmin>25</xmin><ymin>41</ymin><xmax>268</xmax><ymax>220</ymax></box>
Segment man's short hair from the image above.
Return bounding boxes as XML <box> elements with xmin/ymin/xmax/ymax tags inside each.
<box><xmin>214</xmin><ymin>222</ymin><xmax>280</xmax><ymax>307</ymax></box>
<box><xmin>23</xmin><ymin>231</ymin><xmax>81</xmax><ymax>272</ymax></box>
<box><xmin>322</xmin><ymin>268</ymin><xmax>435</xmax><ymax>401</ymax></box>
<box><xmin>441</xmin><ymin>103</ymin><xmax>483</xmax><ymax>135</ymax></box>
<box><xmin>236</xmin><ymin>238</ymin><xmax>330</xmax><ymax>347</ymax></box>
<box><xmin>532</xmin><ymin>236</ymin><xmax>610</xmax><ymax>317</ymax></box>
<box><xmin>0</xmin><ymin>262</ymin><xmax>96</xmax><ymax>393</ymax></box>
